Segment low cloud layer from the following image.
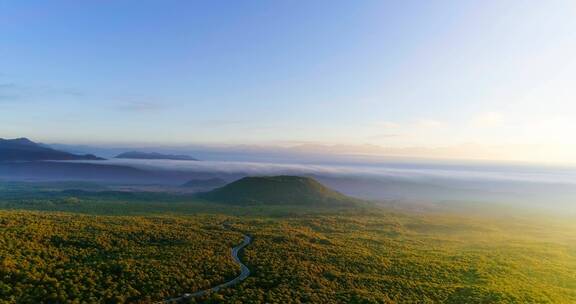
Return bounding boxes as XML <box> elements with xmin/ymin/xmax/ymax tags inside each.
<box><xmin>84</xmin><ymin>158</ymin><xmax>576</xmax><ymax>186</ymax></box>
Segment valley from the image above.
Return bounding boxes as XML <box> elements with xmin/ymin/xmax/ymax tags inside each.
<box><xmin>0</xmin><ymin>182</ymin><xmax>574</xmax><ymax>303</ymax></box>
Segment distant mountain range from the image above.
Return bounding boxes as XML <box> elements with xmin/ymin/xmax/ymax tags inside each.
<box><xmin>0</xmin><ymin>160</ymin><xmax>242</xmax><ymax>184</ymax></box>
<box><xmin>0</xmin><ymin>138</ymin><xmax>104</xmax><ymax>161</ymax></box>
<box><xmin>115</xmin><ymin>151</ymin><xmax>198</xmax><ymax>161</ymax></box>
<box><xmin>197</xmin><ymin>175</ymin><xmax>355</xmax><ymax>206</ymax></box>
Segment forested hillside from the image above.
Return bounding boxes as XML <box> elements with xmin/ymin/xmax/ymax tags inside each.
<box><xmin>197</xmin><ymin>176</ymin><xmax>353</xmax><ymax>206</ymax></box>
<box><xmin>0</xmin><ymin>197</ymin><xmax>574</xmax><ymax>303</ymax></box>
<box><xmin>0</xmin><ymin>212</ymin><xmax>242</xmax><ymax>303</ymax></box>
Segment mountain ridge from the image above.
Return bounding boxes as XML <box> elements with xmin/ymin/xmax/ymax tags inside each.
<box><xmin>0</xmin><ymin>138</ymin><xmax>104</xmax><ymax>161</ymax></box>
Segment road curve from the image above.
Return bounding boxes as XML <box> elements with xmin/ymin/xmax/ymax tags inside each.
<box><xmin>158</xmin><ymin>234</ymin><xmax>252</xmax><ymax>303</ymax></box>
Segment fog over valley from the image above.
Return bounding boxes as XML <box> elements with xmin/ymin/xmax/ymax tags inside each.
<box><xmin>3</xmin><ymin>155</ymin><xmax>573</xmax><ymax>215</ymax></box>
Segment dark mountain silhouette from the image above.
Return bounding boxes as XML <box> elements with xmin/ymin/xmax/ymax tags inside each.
<box><xmin>197</xmin><ymin>175</ymin><xmax>355</xmax><ymax>206</ymax></box>
<box><xmin>0</xmin><ymin>160</ymin><xmax>244</xmax><ymax>185</ymax></box>
<box><xmin>0</xmin><ymin>161</ymin><xmax>153</xmax><ymax>183</ymax></box>
<box><xmin>115</xmin><ymin>151</ymin><xmax>198</xmax><ymax>161</ymax></box>
<box><xmin>0</xmin><ymin>138</ymin><xmax>104</xmax><ymax>161</ymax></box>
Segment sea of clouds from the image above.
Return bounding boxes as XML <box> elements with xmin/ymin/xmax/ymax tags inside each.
<box><xmin>84</xmin><ymin>158</ymin><xmax>576</xmax><ymax>185</ymax></box>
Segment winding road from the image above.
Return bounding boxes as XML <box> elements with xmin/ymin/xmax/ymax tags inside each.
<box><xmin>158</xmin><ymin>234</ymin><xmax>252</xmax><ymax>303</ymax></box>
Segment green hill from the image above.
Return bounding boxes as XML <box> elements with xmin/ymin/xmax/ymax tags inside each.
<box><xmin>197</xmin><ymin>175</ymin><xmax>355</xmax><ymax>206</ymax></box>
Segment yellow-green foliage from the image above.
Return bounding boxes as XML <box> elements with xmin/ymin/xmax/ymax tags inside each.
<box><xmin>0</xmin><ymin>208</ymin><xmax>575</xmax><ymax>303</ymax></box>
<box><xmin>223</xmin><ymin>213</ymin><xmax>576</xmax><ymax>304</ymax></box>
<box><xmin>0</xmin><ymin>211</ymin><xmax>243</xmax><ymax>303</ymax></box>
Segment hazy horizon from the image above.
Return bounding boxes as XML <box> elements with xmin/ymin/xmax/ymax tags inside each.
<box><xmin>1</xmin><ymin>2</ymin><xmax>576</xmax><ymax>302</ymax></box>
<box><xmin>3</xmin><ymin>136</ymin><xmax>576</xmax><ymax>167</ymax></box>
<box><xmin>3</xmin><ymin>1</ymin><xmax>576</xmax><ymax>164</ymax></box>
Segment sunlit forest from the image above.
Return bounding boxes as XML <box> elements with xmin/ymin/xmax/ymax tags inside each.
<box><xmin>0</xmin><ymin>211</ymin><xmax>243</xmax><ymax>303</ymax></box>
<box><xmin>0</xmin><ymin>187</ymin><xmax>574</xmax><ymax>303</ymax></box>
<box><xmin>4</xmin><ymin>0</ymin><xmax>576</xmax><ymax>303</ymax></box>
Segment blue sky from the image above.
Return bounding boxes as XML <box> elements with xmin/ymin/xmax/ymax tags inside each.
<box><xmin>1</xmin><ymin>1</ymin><xmax>576</xmax><ymax>163</ymax></box>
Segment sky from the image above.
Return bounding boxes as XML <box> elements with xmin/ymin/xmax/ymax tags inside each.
<box><xmin>1</xmin><ymin>0</ymin><xmax>576</xmax><ymax>163</ymax></box>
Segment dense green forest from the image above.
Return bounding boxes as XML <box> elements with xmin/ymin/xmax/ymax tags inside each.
<box><xmin>0</xmin><ymin>185</ymin><xmax>575</xmax><ymax>303</ymax></box>
<box><xmin>0</xmin><ymin>211</ymin><xmax>244</xmax><ymax>303</ymax></box>
<box><xmin>229</xmin><ymin>214</ymin><xmax>576</xmax><ymax>303</ymax></box>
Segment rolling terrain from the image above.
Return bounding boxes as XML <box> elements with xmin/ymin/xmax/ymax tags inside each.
<box><xmin>0</xmin><ymin>179</ymin><xmax>574</xmax><ymax>303</ymax></box>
